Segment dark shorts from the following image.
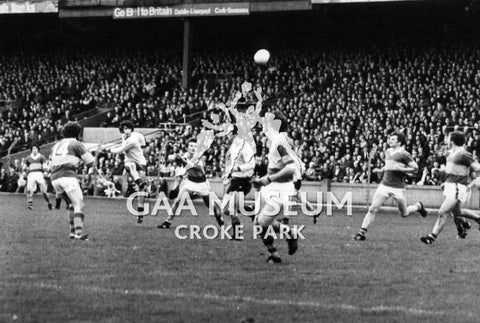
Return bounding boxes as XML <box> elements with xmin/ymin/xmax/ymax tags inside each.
<box><xmin>226</xmin><ymin>177</ymin><xmax>252</xmax><ymax>195</ymax></box>
<box><xmin>294</xmin><ymin>180</ymin><xmax>302</xmax><ymax>191</ymax></box>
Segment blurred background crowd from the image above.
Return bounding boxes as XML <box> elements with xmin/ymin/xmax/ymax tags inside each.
<box><xmin>2</xmin><ymin>6</ymin><xmax>480</xmax><ymax>195</ymax></box>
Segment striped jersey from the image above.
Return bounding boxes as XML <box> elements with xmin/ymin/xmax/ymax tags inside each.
<box><xmin>382</xmin><ymin>147</ymin><xmax>414</xmax><ymax>188</ymax></box>
<box><xmin>50</xmin><ymin>138</ymin><xmax>95</xmax><ymax>180</ymax></box>
<box><xmin>445</xmin><ymin>148</ymin><xmax>475</xmax><ymax>185</ymax></box>
<box><xmin>25</xmin><ymin>154</ymin><xmax>46</xmax><ymax>174</ymax></box>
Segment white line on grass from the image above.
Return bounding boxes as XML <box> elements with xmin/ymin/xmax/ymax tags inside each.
<box><xmin>8</xmin><ymin>281</ymin><xmax>473</xmax><ymax>319</ymax></box>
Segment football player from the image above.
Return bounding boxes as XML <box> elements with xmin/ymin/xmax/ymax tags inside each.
<box><xmin>24</xmin><ymin>145</ymin><xmax>52</xmax><ymax>210</ymax></box>
<box><xmin>50</xmin><ymin>122</ymin><xmax>95</xmax><ymax>240</ymax></box>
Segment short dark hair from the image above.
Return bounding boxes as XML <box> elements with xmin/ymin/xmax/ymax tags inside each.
<box><xmin>187</xmin><ymin>138</ymin><xmax>197</xmax><ymax>146</ymax></box>
<box><xmin>120</xmin><ymin>120</ymin><xmax>134</xmax><ymax>132</ymax></box>
<box><xmin>62</xmin><ymin>122</ymin><xmax>82</xmax><ymax>139</ymax></box>
<box><xmin>30</xmin><ymin>144</ymin><xmax>39</xmax><ymax>151</ymax></box>
<box><xmin>449</xmin><ymin>131</ymin><xmax>466</xmax><ymax>146</ymax></box>
<box><xmin>390</xmin><ymin>131</ymin><xmax>406</xmax><ymax>146</ymax></box>
<box><xmin>273</xmin><ymin>110</ymin><xmax>289</xmax><ymax>133</ymax></box>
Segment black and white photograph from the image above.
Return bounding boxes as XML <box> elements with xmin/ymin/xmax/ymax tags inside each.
<box><xmin>2</xmin><ymin>0</ymin><xmax>480</xmax><ymax>322</ymax></box>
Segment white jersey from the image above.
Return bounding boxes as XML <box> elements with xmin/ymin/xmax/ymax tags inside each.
<box><xmin>225</xmin><ymin>137</ymin><xmax>255</xmax><ymax>178</ymax></box>
<box><xmin>113</xmin><ymin>132</ymin><xmax>146</xmax><ymax>166</ymax></box>
<box><xmin>268</xmin><ymin>132</ymin><xmax>303</xmax><ymax>180</ymax></box>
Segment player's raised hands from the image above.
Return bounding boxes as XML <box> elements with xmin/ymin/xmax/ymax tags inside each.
<box><xmin>201</xmin><ymin>119</ymin><xmax>214</xmax><ymax>129</ymax></box>
<box><xmin>234</xmin><ymin>91</ymin><xmax>242</xmax><ymax>101</ymax></box>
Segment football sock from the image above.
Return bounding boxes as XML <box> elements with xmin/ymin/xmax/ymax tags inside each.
<box><xmin>55</xmin><ymin>198</ymin><xmax>62</xmax><ymax>209</ymax></box>
<box><xmin>73</xmin><ymin>213</ymin><xmax>84</xmax><ymax>237</ymax></box>
<box><xmin>359</xmin><ymin>228</ymin><xmax>367</xmax><ymax>235</ymax></box>
<box><xmin>267</xmin><ymin>246</ymin><xmax>280</xmax><ymax>258</ymax></box>
<box><xmin>135</xmin><ymin>179</ymin><xmax>146</xmax><ymax>190</ymax></box>
<box><xmin>68</xmin><ymin>208</ymin><xmax>75</xmax><ymax>235</ymax></box>
<box><xmin>42</xmin><ymin>193</ymin><xmax>50</xmax><ymax>203</ymax></box>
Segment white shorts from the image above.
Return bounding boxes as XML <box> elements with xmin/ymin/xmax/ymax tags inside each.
<box><xmin>443</xmin><ymin>182</ymin><xmax>471</xmax><ymax>204</ymax></box>
<box><xmin>27</xmin><ymin>172</ymin><xmax>47</xmax><ymax>193</ymax></box>
<box><xmin>375</xmin><ymin>183</ymin><xmax>406</xmax><ymax>200</ymax></box>
<box><xmin>260</xmin><ymin>182</ymin><xmax>296</xmax><ymax>208</ymax></box>
<box><xmin>52</xmin><ymin>177</ymin><xmax>83</xmax><ymax>201</ymax></box>
<box><xmin>179</xmin><ymin>179</ymin><xmax>211</xmax><ymax>197</ymax></box>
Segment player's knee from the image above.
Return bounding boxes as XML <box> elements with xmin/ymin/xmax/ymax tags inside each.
<box><xmin>256</xmin><ymin>215</ymin><xmax>270</xmax><ymax>228</ymax></box>
<box><xmin>262</xmin><ymin>234</ymin><xmax>274</xmax><ymax>247</ymax></box>
<box><xmin>368</xmin><ymin>206</ymin><xmax>379</xmax><ymax>214</ymax></box>
<box><xmin>438</xmin><ymin>209</ymin><xmax>449</xmax><ymax>218</ymax></box>
<box><xmin>399</xmin><ymin>208</ymin><xmax>408</xmax><ymax>218</ymax></box>
<box><xmin>72</xmin><ymin>199</ymin><xmax>84</xmax><ymax>214</ymax></box>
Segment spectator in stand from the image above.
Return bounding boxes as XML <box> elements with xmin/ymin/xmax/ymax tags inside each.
<box><xmin>305</xmin><ymin>162</ymin><xmax>317</xmax><ymax>181</ymax></box>
<box><xmin>3</xmin><ymin>38</ymin><xmax>480</xmax><ymax>186</ymax></box>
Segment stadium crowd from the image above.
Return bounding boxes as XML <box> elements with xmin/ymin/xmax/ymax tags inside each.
<box><xmin>3</xmin><ymin>41</ymin><xmax>480</xmax><ymax>195</ymax></box>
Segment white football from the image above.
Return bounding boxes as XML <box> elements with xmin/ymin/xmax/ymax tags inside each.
<box><xmin>254</xmin><ymin>49</ymin><xmax>270</xmax><ymax>65</ymax></box>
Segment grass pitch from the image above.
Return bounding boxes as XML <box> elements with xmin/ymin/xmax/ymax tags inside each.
<box><xmin>1</xmin><ymin>194</ymin><xmax>480</xmax><ymax>322</ymax></box>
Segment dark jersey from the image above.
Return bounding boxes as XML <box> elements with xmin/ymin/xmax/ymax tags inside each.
<box><xmin>381</xmin><ymin>148</ymin><xmax>414</xmax><ymax>189</ymax></box>
<box><xmin>184</xmin><ymin>153</ymin><xmax>207</xmax><ymax>183</ymax></box>
<box><xmin>445</xmin><ymin>148</ymin><xmax>475</xmax><ymax>185</ymax></box>
<box><xmin>25</xmin><ymin>154</ymin><xmax>46</xmax><ymax>174</ymax></box>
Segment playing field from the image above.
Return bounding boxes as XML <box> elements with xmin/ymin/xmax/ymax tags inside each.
<box><xmin>1</xmin><ymin>194</ymin><xmax>480</xmax><ymax>323</ymax></box>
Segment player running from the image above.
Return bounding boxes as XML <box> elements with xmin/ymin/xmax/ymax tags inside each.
<box><xmin>251</xmin><ymin>111</ymin><xmax>299</xmax><ymax>264</ymax></box>
<box><xmin>157</xmin><ymin>138</ymin><xmax>223</xmax><ymax>229</ymax></box>
<box><xmin>354</xmin><ymin>131</ymin><xmax>428</xmax><ymax>241</ymax></box>
<box><xmin>24</xmin><ymin>145</ymin><xmax>52</xmax><ymax>210</ymax></box>
<box><xmin>110</xmin><ymin>121</ymin><xmax>148</xmax><ymax>224</ymax></box>
<box><xmin>50</xmin><ymin>122</ymin><xmax>95</xmax><ymax>240</ymax></box>
<box><xmin>421</xmin><ymin>131</ymin><xmax>480</xmax><ymax>244</ymax></box>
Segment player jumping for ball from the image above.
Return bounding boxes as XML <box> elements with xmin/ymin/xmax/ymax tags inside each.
<box><xmin>110</xmin><ymin>121</ymin><xmax>148</xmax><ymax>224</ymax></box>
<box><xmin>222</xmin><ymin>128</ymin><xmax>256</xmax><ymax>239</ymax></box>
<box><xmin>24</xmin><ymin>145</ymin><xmax>52</xmax><ymax>210</ymax></box>
<box><xmin>421</xmin><ymin>131</ymin><xmax>480</xmax><ymax>244</ymax></box>
<box><xmin>354</xmin><ymin>131</ymin><xmax>428</xmax><ymax>241</ymax></box>
<box><xmin>50</xmin><ymin>122</ymin><xmax>95</xmax><ymax>240</ymax></box>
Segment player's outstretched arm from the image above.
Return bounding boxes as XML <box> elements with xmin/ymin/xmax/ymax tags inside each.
<box><xmin>252</xmin><ymin>164</ymin><xmax>296</xmax><ymax>188</ymax></box>
<box><xmin>253</xmin><ymin>87</ymin><xmax>263</xmax><ymax>114</ymax></box>
<box><xmin>392</xmin><ymin>161</ymin><xmax>418</xmax><ymax>174</ymax></box>
<box><xmin>372</xmin><ymin>167</ymin><xmax>385</xmax><ymax>174</ymax></box>
<box><xmin>201</xmin><ymin>119</ymin><xmax>224</xmax><ymax>132</ymax></box>
<box><xmin>110</xmin><ymin>141</ymin><xmax>136</xmax><ymax>154</ymax></box>
<box><xmin>467</xmin><ymin>162</ymin><xmax>480</xmax><ymax>189</ymax></box>
<box><xmin>227</xmin><ymin>91</ymin><xmax>242</xmax><ymax>117</ymax></box>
